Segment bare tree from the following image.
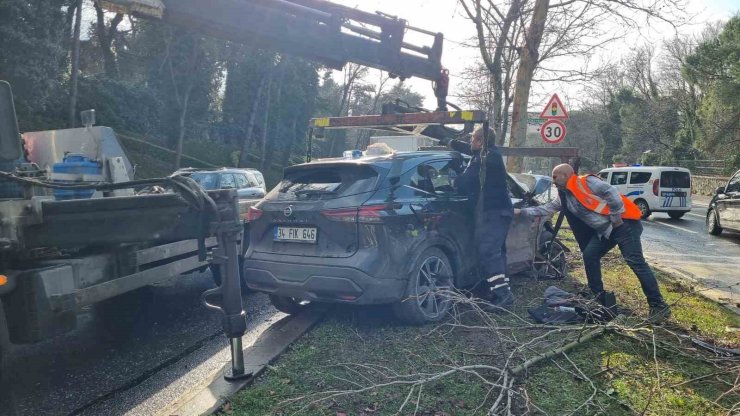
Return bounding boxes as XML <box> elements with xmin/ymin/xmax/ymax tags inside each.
<box><xmin>459</xmin><ymin>0</ymin><xmax>525</xmax><ymax>143</ymax></box>
<box><xmin>508</xmin><ymin>0</ymin><xmax>550</xmax><ymax>172</ymax></box>
<box><xmin>164</xmin><ymin>36</ymin><xmax>204</xmax><ymax>169</ymax></box>
<box><xmin>356</xmin><ymin>70</ymin><xmax>391</xmax><ymax>148</ymax></box>
<box><xmin>458</xmin><ymin>0</ymin><xmax>689</xmax><ymax>172</ymax></box>
<box><xmin>93</xmin><ymin>1</ymin><xmax>124</xmax><ymax>78</ymax></box>
<box><xmin>328</xmin><ymin>63</ymin><xmax>368</xmax><ymax>156</ymax></box>
<box><xmin>624</xmin><ymin>44</ymin><xmax>660</xmax><ymax>100</ymax></box>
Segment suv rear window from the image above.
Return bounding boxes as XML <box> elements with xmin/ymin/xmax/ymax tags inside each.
<box><xmin>266</xmin><ymin>166</ymin><xmax>378</xmax><ymax>201</ymax></box>
<box><xmin>661</xmin><ymin>171</ymin><xmax>690</xmax><ymax>188</ymax></box>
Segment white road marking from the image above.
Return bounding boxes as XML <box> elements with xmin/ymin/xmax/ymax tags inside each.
<box><xmin>686</xmin><ymin>212</ymin><xmax>706</xmax><ymax>219</ymax></box>
<box><xmin>645</xmin><ymin>220</ymin><xmax>698</xmax><ymax>234</ymax></box>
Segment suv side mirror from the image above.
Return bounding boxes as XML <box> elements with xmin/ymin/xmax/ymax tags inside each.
<box><xmin>716</xmin><ymin>185</ymin><xmax>725</xmax><ymax>195</ymax></box>
<box><xmin>0</xmin><ymin>81</ymin><xmax>22</xmax><ymax>162</ymax></box>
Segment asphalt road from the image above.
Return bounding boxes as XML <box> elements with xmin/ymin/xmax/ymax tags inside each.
<box><xmin>4</xmin><ymin>271</ymin><xmax>282</xmax><ymax>416</ymax></box>
<box><xmin>640</xmin><ymin>198</ymin><xmax>740</xmax><ymax>309</ymax></box>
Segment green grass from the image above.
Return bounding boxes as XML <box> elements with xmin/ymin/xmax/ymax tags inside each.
<box><xmin>225</xmin><ymin>318</ymin><xmax>497</xmax><ymax>415</ymax></box>
<box><xmin>222</xmin><ymin>228</ymin><xmax>740</xmax><ymax>416</ymax></box>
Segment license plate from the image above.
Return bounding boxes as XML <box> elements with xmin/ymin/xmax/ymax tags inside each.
<box><xmin>274</xmin><ymin>226</ymin><xmax>317</xmax><ymax>243</ymax></box>
<box><xmin>661</xmin><ymin>191</ymin><xmax>686</xmax><ymax>197</ymax></box>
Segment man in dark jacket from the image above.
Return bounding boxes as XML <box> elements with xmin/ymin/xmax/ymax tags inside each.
<box><xmin>440</xmin><ymin>127</ymin><xmax>514</xmax><ymax>308</ymax></box>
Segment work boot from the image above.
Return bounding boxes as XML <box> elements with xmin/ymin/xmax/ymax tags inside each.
<box><xmin>480</xmin><ymin>275</ymin><xmax>514</xmax><ymax>312</ymax></box>
<box><xmin>491</xmin><ymin>288</ymin><xmax>515</xmax><ymax>307</ymax></box>
<box><xmin>648</xmin><ymin>302</ymin><xmax>672</xmax><ymax>324</ymax></box>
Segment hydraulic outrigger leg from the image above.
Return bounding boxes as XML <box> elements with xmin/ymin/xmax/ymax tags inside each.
<box><xmin>201</xmin><ymin>194</ymin><xmax>250</xmax><ymax>381</ymax></box>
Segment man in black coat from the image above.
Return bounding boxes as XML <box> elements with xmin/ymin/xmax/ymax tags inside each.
<box><xmin>440</xmin><ymin>127</ymin><xmax>515</xmax><ymax>308</ymax></box>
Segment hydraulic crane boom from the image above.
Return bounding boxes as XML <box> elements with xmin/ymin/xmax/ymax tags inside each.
<box><xmin>99</xmin><ymin>0</ymin><xmax>450</xmax><ymax>110</ymax></box>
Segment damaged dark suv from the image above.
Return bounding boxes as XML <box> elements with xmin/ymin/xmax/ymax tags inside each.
<box><xmin>243</xmin><ymin>151</ymin><xmax>562</xmax><ymax>324</ymax></box>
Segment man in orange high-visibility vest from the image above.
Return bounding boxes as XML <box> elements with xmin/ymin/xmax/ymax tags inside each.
<box><xmin>515</xmin><ymin>164</ymin><xmax>671</xmax><ymax>324</ymax></box>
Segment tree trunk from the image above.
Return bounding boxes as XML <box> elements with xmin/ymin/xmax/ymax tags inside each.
<box><xmin>492</xmin><ymin>0</ymin><xmax>520</xmax><ymax>142</ymax></box>
<box><xmin>460</xmin><ymin>0</ymin><xmax>521</xmax><ymax>142</ymax></box>
<box><xmin>507</xmin><ymin>0</ymin><xmax>550</xmax><ymax>173</ymax></box>
<box><xmin>174</xmin><ymin>84</ymin><xmax>193</xmax><ymax>169</ymax></box>
<box><xmin>262</xmin><ymin>59</ymin><xmax>288</xmax><ymax>170</ymax></box>
<box><xmin>173</xmin><ymin>40</ymin><xmax>202</xmax><ymax>169</ymax></box>
<box><xmin>259</xmin><ymin>76</ymin><xmax>274</xmax><ymax>170</ymax></box>
<box><xmin>238</xmin><ymin>71</ymin><xmax>268</xmax><ymax>168</ymax></box>
<box><xmin>94</xmin><ymin>3</ymin><xmax>123</xmax><ymax>78</ymax></box>
<box><xmin>501</xmin><ymin>94</ymin><xmax>514</xmax><ymax>146</ymax></box>
<box><xmin>68</xmin><ymin>0</ymin><xmax>82</xmax><ymax>128</ymax></box>
<box><xmin>281</xmin><ymin>117</ymin><xmax>298</xmax><ymax>167</ymax></box>
<box><xmin>357</xmin><ymin>72</ymin><xmax>389</xmax><ymax>148</ymax></box>
<box><xmin>329</xmin><ymin>64</ymin><xmax>363</xmax><ymax>157</ymax></box>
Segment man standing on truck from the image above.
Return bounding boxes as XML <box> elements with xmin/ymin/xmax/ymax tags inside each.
<box><xmin>514</xmin><ymin>163</ymin><xmax>672</xmax><ymax>324</ymax></box>
<box><xmin>439</xmin><ymin>127</ymin><xmax>515</xmax><ymax>309</ymax></box>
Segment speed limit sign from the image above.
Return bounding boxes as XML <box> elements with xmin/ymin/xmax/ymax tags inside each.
<box><xmin>540</xmin><ymin>119</ymin><xmax>567</xmax><ymax>144</ymax></box>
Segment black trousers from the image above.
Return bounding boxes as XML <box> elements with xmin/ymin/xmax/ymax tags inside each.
<box><xmin>581</xmin><ymin>220</ymin><xmax>665</xmax><ymax>306</ymax></box>
<box><xmin>477</xmin><ymin>209</ymin><xmax>513</xmax><ymax>278</ymax></box>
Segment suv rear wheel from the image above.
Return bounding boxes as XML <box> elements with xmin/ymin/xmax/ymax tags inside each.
<box><xmin>393</xmin><ymin>248</ymin><xmax>454</xmax><ymax>325</ymax></box>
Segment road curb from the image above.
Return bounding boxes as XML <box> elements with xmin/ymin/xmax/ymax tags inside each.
<box><xmin>157</xmin><ymin>307</ymin><xmax>326</xmax><ymax>416</ymax></box>
<box><xmin>647</xmin><ymin>255</ymin><xmax>739</xmax><ymax>315</ymax></box>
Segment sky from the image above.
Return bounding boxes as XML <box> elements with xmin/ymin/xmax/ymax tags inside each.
<box><xmin>330</xmin><ymin>0</ymin><xmax>738</xmax><ymax>111</ymax></box>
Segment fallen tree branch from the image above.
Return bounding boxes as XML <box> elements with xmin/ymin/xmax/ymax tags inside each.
<box><xmin>509</xmin><ymin>317</ymin><xmax>624</xmax><ymax>376</ymax></box>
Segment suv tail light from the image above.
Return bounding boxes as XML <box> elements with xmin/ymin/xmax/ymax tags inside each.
<box><xmin>652</xmin><ymin>178</ymin><xmax>660</xmax><ymax>196</ymax></box>
<box><xmin>322</xmin><ymin>205</ymin><xmax>385</xmax><ymax>223</ymax></box>
<box><xmin>245</xmin><ymin>206</ymin><xmax>263</xmax><ymax>222</ymax></box>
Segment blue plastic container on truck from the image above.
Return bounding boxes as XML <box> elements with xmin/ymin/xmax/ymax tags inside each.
<box><xmin>51</xmin><ymin>154</ymin><xmax>102</xmax><ymax>200</ymax></box>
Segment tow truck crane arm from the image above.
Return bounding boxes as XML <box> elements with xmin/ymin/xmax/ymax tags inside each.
<box><xmin>99</xmin><ymin>0</ymin><xmax>450</xmax><ymax>110</ymax></box>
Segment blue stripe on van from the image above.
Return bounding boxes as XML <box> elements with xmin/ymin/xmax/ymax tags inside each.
<box><xmin>625</xmin><ymin>190</ymin><xmax>644</xmax><ymax>197</ymax></box>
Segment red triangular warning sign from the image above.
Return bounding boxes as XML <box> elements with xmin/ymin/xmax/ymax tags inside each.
<box><xmin>540</xmin><ymin>94</ymin><xmax>569</xmax><ymax>119</ymax></box>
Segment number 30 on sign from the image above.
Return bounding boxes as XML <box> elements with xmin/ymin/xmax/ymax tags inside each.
<box><xmin>540</xmin><ymin>119</ymin><xmax>567</xmax><ymax>144</ymax></box>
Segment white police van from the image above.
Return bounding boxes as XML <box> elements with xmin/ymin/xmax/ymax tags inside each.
<box><xmin>597</xmin><ymin>166</ymin><xmax>692</xmax><ymax>219</ymax></box>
